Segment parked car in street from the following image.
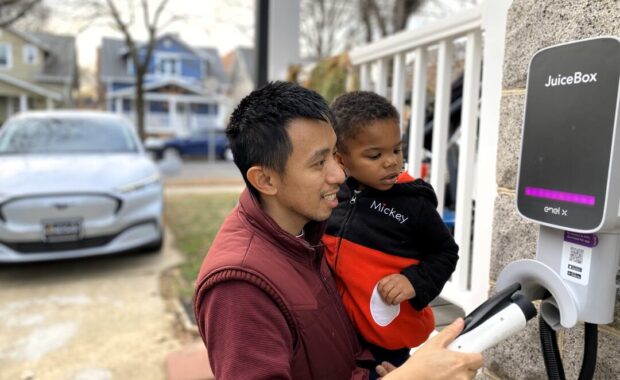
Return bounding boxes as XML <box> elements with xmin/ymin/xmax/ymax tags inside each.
<box><xmin>148</xmin><ymin>129</ymin><xmax>232</xmax><ymax>161</ymax></box>
<box><xmin>0</xmin><ymin>111</ymin><xmax>163</xmax><ymax>262</ymax></box>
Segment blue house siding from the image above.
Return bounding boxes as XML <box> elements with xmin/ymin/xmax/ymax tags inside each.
<box><xmin>181</xmin><ymin>58</ymin><xmax>202</xmax><ymax>78</ymax></box>
<box><xmin>154</xmin><ymin>37</ymin><xmax>194</xmax><ymax>54</ymax></box>
<box><xmin>149</xmin><ymin>101</ymin><xmax>169</xmax><ymax>112</ymax></box>
<box><xmin>112</xmin><ymin>36</ymin><xmax>211</xmax><ymax>81</ymax></box>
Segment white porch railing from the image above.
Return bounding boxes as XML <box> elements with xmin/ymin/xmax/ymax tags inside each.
<box><xmin>349</xmin><ymin>2</ymin><xmax>511</xmax><ymax>313</ymax></box>
<box><xmin>188</xmin><ymin>114</ymin><xmax>220</xmax><ymax>131</ymax></box>
<box><xmin>122</xmin><ymin>112</ymin><xmax>173</xmax><ymax>134</ymax></box>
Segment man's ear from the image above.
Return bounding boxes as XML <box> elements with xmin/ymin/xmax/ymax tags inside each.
<box><xmin>335</xmin><ymin>151</ymin><xmax>346</xmax><ymax>171</ymax></box>
<box><xmin>246</xmin><ymin>166</ymin><xmax>278</xmax><ymax>196</ymax></box>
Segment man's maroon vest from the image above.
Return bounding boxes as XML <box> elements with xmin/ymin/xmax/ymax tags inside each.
<box><xmin>194</xmin><ymin>190</ymin><xmax>367</xmax><ymax>380</ymax></box>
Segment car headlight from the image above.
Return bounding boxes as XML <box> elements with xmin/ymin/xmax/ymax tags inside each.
<box><xmin>116</xmin><ymin>173</ymin><xmax>161</xmax><ymax>193</ymax></box>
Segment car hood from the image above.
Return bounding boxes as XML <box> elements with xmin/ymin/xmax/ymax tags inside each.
<box><xmin>0</xmin><ymin>154</ymin><xmax>159</xmax><ymax>197</ymax></box>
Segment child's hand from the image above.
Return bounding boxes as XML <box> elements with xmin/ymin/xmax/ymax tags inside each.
<box><xmin>377</xmin><ymin>274</ymin><xmax>416</xmax><ymax>305</ymax></box>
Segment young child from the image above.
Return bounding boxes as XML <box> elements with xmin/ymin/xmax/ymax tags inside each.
<box><xmin>323</xmin><ymin>91</ymin><xmax>459</xmax><ymax>373</ymax></box>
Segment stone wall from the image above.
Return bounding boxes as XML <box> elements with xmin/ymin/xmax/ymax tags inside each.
<box><xmin>481</xmin><ymin>1</ymin><xmax>620</xmax><ymax>379</ymax></box>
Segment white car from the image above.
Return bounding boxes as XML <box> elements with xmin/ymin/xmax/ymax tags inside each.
<box><xmin>0</xmin><ymin>111</ymin><xmax>163</xmax><ymax>262</ymax></box>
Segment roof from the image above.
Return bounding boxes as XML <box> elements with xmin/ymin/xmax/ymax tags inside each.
<box><xmin>22</xmin><ymin>31</ymin><xmax>77</xmax><ymax>82</ymax></box>
<box><xmin>195</xmin><ymin>46</ymin><xmax>228</xmax><ymax>84</ymax></box>
<box><xmin>236</xmin><ymin>47</ymin><xmax>255</xmax><ymax>81</ymax></box>
<box><xmin>222</xmin><ymin>50</ymin><xmax>235</xmax><ymax>75</ymax></box>
<box><xmin>5</xmin><ymin>27</ymin><xmax>51</xmax><ymax>51</ymax></box>
<box><xmin>100</xmin><ymin>37</ymin><xmax>132</xmax><ymax>80</ymax></box>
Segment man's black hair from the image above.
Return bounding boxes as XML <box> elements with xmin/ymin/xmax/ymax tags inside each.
<box><xmin>226</xmin><ymin>81</ymin><xmax>333</xmax><ymax>196</ymax></box>
<box><xmin>330</xmin><ymin>91</ymin><xmax>399</xmax><ymax>152</ymax></box>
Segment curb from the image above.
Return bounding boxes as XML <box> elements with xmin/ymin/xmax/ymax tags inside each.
<box><xmin>164</xmin><ymin>178</ymin><xmax>244</xmax><ymax>187</ymax></box>
<box><xmin>172</xmin><ymin>297</ymin><xmax>199</xmax><ymax>335</ymax></box>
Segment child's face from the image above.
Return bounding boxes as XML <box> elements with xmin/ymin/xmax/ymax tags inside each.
<box><xmin>337</xmin><ymin>119</ymin><xmax>403</xmax><ymax>191</ymax></box>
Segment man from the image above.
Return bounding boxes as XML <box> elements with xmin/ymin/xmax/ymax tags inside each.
<box><xmin>194</xmin><ymin>81</ymin><xmax>483</xmax><ymax>379</ymax></box>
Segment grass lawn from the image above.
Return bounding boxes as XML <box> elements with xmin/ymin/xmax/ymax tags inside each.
<box><xmin>164</xmin><ymin>192</ymin><xmax>239</xmax><ymax>301</ymax></box>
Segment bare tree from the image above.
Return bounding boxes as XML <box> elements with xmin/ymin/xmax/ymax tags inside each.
<box><xmin>301</xmin><ymin>0</ymin><xmax>355</xmax><ymax>59</ymax></box>
<box><xmin>303</xmin><ymin>0</ymin><xmax>479</xmax><ymax>57</ymax></box>
<box><xmin>358</xmin><ymin>0</ymin><xmax>424</xmax><ymax>42</ymax></box>
<box><xmin>80</xmin><ymin>0</ymin><xmax>182</xmax><ymax>141</ymax></box>
<box><xmin>0</xmin><ymin>0</ymin><xmax>41</xmax><ymax>27</ymax></box>
<box><xmin>11</xmin><ymin>0</ymin><xmax>49</xmax><ymax>31</ymax></box>
<box><xmin>301</xmin><ymin>0</ymin><xmax>426</xmax><ymax>58</ymax></box>
<box><xmin>417</xmin><ymin>0</ymin><xmax>480</xmax><ymax>19</ymax></box>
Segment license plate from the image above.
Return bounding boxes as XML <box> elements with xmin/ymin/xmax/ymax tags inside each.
<box><xmin>43</xmin><ymin>219</ymin><xmax>82</xmax><ymax>242</ymax></box>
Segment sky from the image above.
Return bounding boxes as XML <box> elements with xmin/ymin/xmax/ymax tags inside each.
<box><xmin>37</xmin><ymin>0</ymin><xmax>479</xmax><ymax>94</ymax></box>
<box><xmin>46</xmin><ymin>0</ymin><xmax>255</xmax><ymax>70</ymax></box>
<box><xmin>42</xmin><ymin>0</ymin><xmax>478</xmax><ymax>71</ymax></box>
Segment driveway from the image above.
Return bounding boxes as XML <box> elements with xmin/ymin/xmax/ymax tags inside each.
<box><xmin>0</xmin><ymin>231</ymin><xmax>183</xmax><ymax>380</ymax></box>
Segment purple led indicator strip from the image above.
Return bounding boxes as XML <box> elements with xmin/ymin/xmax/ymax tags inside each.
<box><xmin>525</xmin><ymin>186</ymin><xmax>595</xmax><ymax>206</ymax></box>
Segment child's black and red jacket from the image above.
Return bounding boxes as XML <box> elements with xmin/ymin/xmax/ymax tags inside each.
<box><xmin>322</xmin><ymin>172</ymin><xmax>459</xmax><ymax>350</ymax></box>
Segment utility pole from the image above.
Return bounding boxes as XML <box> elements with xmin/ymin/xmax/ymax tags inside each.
<box><xmin>254</xmin><ymin>0</ymin><xmax>269</xmax><ymax>88</ymax></box>
<box><xmin>254</xmin><ymin>0</ymin><xmax>300</xmax><ymax>89</ymax></box>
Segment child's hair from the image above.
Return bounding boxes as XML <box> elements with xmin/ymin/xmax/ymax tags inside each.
<box><xmin>330</xmin><ymin>91</ymin><xmax>399</xmax><ymax>152</ymax></box>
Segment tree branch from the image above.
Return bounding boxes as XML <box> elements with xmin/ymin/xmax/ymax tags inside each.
<box><xmin>0</xmin><ymin>0</ymin><xmax>41</xmax><ymax>27</ymax></box>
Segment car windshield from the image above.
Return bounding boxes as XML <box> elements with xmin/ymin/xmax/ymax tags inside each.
<box><xmin>0</xmin><ymin>116</ymin><xmax>139</xmax><ymax>154</ymax></box>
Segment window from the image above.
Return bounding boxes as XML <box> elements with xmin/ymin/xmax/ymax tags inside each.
<box><xmin>23</xmin><ymin>44</ymin><xmax>38</xmax><ymax>65</ymax></box>
<box><xmin>202</xmin><ymin>60</ymin><xmax>210</xmax><ymax>77</ymax></box>
<box><xmin>155</xmin><ymin>53</ymin><xmax>181</xmax><ymax>76</ymax></box>
<box><xmin>0</xmin><ymin>43</ymin><xmax>13</xmax><ymax>69</ymax></box>
<box><xmin>0</xmin><ymin>117</ymin><xmax>138</xmax><ymax>154</ymax></box>
<box><xmin>155</xmin><ymin>56</ymin><xmax>180</xmax><ymax>76</ymax></box>
<box><xmin>126</xmin><ymin>57</ymin><xmax>134</xmax><ymax>75</ymax></box>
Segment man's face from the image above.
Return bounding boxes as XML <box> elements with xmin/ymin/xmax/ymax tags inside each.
<box><xmin>338</xmin><ymin>119</ymin><xmax>403</xmax><ymax>191</ymax></box>
<box><xmin>269</xmin><ymin>118</ymin><xmax>345</xmax><ymax>234</ymax></box>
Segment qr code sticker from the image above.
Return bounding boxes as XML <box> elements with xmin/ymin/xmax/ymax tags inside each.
<box><xmin>569</xmin><ymin>246</ymin><xmax>584</xmax><ymax>264</ymax></box>
<box><xmin>562</xmin><ymin>241</ymin><xmax>591</xmax><ymax>285</ymax></box>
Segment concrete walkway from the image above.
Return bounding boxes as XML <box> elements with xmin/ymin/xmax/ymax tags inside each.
<box><xmin>0</xmin><ymin>229</ymin><xmax>183</xmax><ymax>380</ymax></box>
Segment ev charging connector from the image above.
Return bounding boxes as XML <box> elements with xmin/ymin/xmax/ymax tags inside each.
<box><xmin>448</xmin><ymin>283</ymin><xmax>536</xmax><ymax>353</ymax></box>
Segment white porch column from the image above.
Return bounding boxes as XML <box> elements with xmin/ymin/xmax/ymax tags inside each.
<box><xmin>6</xmin><ymin>96</ymin><xmax>13</xmax><ymax>117</ymax></box>
<box><xmin>466</xmin><ymin>0</ymin><xmax>513</xmax><ymax>312</ymax></box>
<box><xmin>46</xmin><ymin>98</ymin><xmax>54</xmax><ymax>110</ymax></box>
<box><xmin>115</xmin><ymin>98</ymin><xmax>122</xmax><ymax>115</ymax></box>
<box><xmin>408</xmin><ymin>47</ymin><xmax>428</xmax><ymax>179</ymax></box>
<box><xmin>169</xmin><ymin>97</ymin><xmax>178</xmax><ymax>134</ymax></box>
<box><xmin>19</xmin><ymin>94</ymin><xmax>28</xmax><ymax>112</ymax></box>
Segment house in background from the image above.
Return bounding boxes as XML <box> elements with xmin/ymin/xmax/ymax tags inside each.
<box><xmin>0</xmin><ymin>28</ymin><xmax>78</xmax><ymax>124</ymax></box>
<box><xmin>222</xmin><ymin>46</ymin><xmax>255</xmax><ymax>105</ymax></box>
<box><xmin>98</xmin><ymin>34</ymin><xmax>230</xmax><ymax>138</ymax></box>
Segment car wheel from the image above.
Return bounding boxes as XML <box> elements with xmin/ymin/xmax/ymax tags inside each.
<box><xmin>163</xmin><ymin>147</ymin><xmax>181</xmax><ymax>162</ymax></box>
<box><xmin>224</xmin><ymin>147</ymin><xmax>234</xmax><ymax>161</ymax></box>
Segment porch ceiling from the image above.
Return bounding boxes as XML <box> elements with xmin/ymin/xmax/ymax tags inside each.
<box><xmin>107</xmin><ymin>78</ymin><xmax>206</xmax><ymax>98</ymax></box>
<box><xmin>0</xmin><ymin>73</ymin><xmax>63</xmax><ymax>101</ymax></box>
